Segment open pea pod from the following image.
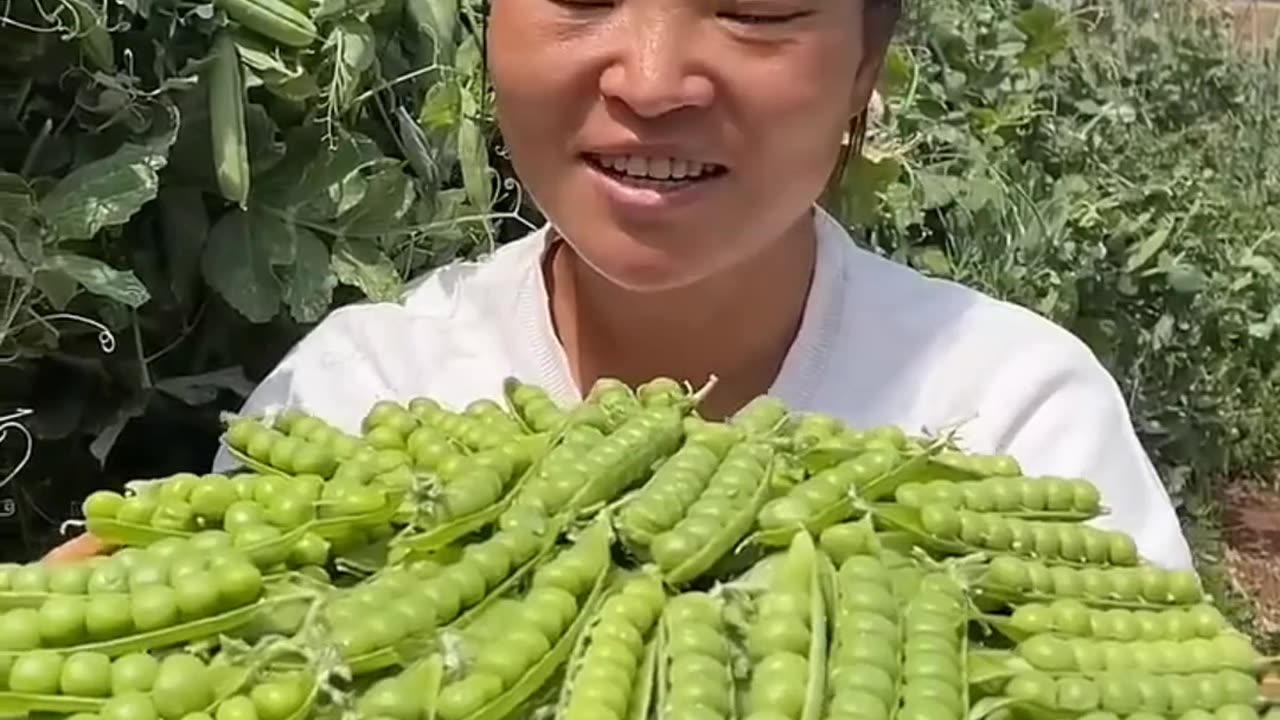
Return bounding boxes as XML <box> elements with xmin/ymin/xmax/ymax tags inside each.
<box><xmin>661</xmin><ymin>453</ymin><xmax>777</xmax><ymax>586</ymax></box>
<box><xmin>0</xmin><ymin>591</ymin><xmax>76</xmax><ymax>611</ymax></box>
<box><xmin>436</xmin><ymin>548</ymin><xmax>613</xmax><ymax>720</ymax></box>
<box><xmin>83</xmin><ymin>517</ymin><xmax>193</xmax><ymax>547</ymax></box>
<box><xmin>626</xmin><ymin>628</ymin><xmax>660</xmax><ymax>720</ymax></box>
<box><xmin>222</xmin><ymin>444</ymin><xmax>291</xmax><ymax>477</ymax></box>
<box><xmin>0</xmin><ymin>692</ymin><xmax>105</xmax><ymax>715</ymax></box>
<box><xmin>0</xmin><ymin>591</ymin><xmax>314</xmax><ymax>660</ymax></box>
<box><xmin>391</xmin><ymin>432</ymin><xmax>570</xmax><ymax>557</ymax></box>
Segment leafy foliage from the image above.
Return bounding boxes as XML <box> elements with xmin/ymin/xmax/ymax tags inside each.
<box><xmin>0</xmin><ymin>0</ymin><xmax>1275</xmax><ymax>560</ymax></box>
<box><xmin>831</xmin><ymin>0</ymin><xmax>1280</xmax><ymax>504</ymax></box>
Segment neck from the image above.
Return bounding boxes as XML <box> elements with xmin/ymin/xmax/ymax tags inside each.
<box><xmin>544</xmin><ymin>214</ymin><xmax>819</xmax><ymax>419</ymax></box>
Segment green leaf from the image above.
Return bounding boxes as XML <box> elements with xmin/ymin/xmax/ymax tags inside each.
<box><xmin>38</xmin><ymin>143</ymin><xmax>168</xmax><ymax>242</ymax></box>
<box><xmin>1015</xmin><ymin>3</ymin><xmax>1069</xmax><ymax>68</ymax></box>
<box><xmin>0</xmin><ymin>173</ymin><xmax>44</xmax><ymax>267</ymax></box>
<box><xmin>202</xmin><ymin>209</ymin><xmax>283</xmax><ymax>322</ymax></box>
<box><xmin>834</xmin><ymin>153</ymin><xmax>903</xmax><ymax>227</ymax></box>
<box><xmin>39</xmin><ymin>254</ymin><xmax>150</xmax><ymax>307</ymax></box>
<box><xmin>0</xmin><ymin>232</ymin><xmax>28</xmax><ymax>279</ymax></box>
<box><xmin>1124</xmin><ymin>218</ymin><xmax>1174</xmax><ymax>273</ymax></box>
<box><xmin>255</xmin><ymin>128</ymin><xmax>383</xmax><ymax>217</ymax></box>
<box><xmin>33</xmin><ymin>269</ymin><xmax>79</xmax><ymax>310</ymax></box>
<box><xmin>331</xmin><ymin>237</ymin><xmax>402</xmax><ymax>302</ymax></box>
<box><xmin>281</xmin><ymin>229</ymin><xmax>336</xmax><ymax>323</ymax></box>
<box><xmin>337</xmin><ymin>162</ymin><xmax>416</xmax><ymax>236</ymax></box>
<box><xmin>157</xmin><ymin>186</ymin><xmax>209</xmax><ymax>306</ymax></box>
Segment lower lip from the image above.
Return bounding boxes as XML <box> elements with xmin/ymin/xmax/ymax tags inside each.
<box><xmin>584</xmin><ymin>160</ymin><xmax>724</xmax><ymax>217</ymax></box>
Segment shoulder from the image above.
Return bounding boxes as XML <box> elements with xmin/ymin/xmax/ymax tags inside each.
<box><xmin>815</xmin><ymin>211</ymin><xmax>1113</xmax><ymax>432</ymax></box>
<box><xmin>812</xmin><ymin>213</ymin><xmax>1190</xmax><ymax>568</ymax></box>
<box><xmin>226</xmin><ymin>228</ymin><xmax>549</xmax><ymax>427</ymax></box>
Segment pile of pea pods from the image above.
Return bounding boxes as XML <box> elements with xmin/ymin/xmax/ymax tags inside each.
<box><xmin>2</xmin><ymin>376</ymin><xmax>1276</xmax><ymax>720</ymax></box>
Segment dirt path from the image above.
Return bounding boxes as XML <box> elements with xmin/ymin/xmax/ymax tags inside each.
<box><xmin>1222</xmin><ymin>479</ymin><xmax>1280</xmax><ymax>641</ymax></box>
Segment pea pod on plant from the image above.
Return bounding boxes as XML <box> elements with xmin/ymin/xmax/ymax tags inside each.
<box><xmin>741</xmin><ymin>531</ymin><xmax>827</xmax><ymax>720</ymax></box>
<box><xmin>207</xmin><ymin>32</ymin><xmax>249</xmax><ymax>207</ymax></box>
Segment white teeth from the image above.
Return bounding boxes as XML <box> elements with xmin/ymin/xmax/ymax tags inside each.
<box><xmin>597</xmin><ymin>155</ymin><xmax>715</xmax><ymax>181</ymax></box>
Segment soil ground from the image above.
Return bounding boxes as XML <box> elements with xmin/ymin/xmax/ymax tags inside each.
<box><xmin>1221</xmin><ymin>478</ymin><xmax>1280</xmax><ymax>641</ymax></box>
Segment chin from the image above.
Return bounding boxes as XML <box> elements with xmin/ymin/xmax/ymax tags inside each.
<box><xmin>570</xmin><ymin>235</ymin><xmax>715</xmax><ymax>292</ymax></box>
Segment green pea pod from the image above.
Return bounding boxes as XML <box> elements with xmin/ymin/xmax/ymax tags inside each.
<box><xmin>741</xmin><ymin>531</ymin><xmax>827</xmax><ymax>720</ymax></box>
<box><xmin>0</xmin><ymin>591</ymin><xmax>86</xmax><ymax>611</ymax></box>
<box><xmin>626</xmin><ymin>629</ymin><xmax>660</xmax><ymax>720</ymax></box>
<box><xmin>661</xmin><ymin>449</ymin><xmax>776</xmax><ymax>586</ymax></box>
<box><xmin>585</xmin><ymin>377</ymin><xmax>642</xmax><ymax>425</ymax></box>
<box><xmin>569</xmin><ymin>406</ymin><xmax>685</xmax><ymax>511</ymax></box>
<box><xmin>871</xmin><ymin>503</ymin><xmax>1099</xmax><ymax>565</ymax></box>
<box><xmin>83</xmin><ymin>516</ymin><xmax>192</xmax><ymax>547</ymax></box>
<box><xmin>0</xmin><ymin>592</ymin><xmax>310</xmax><ymax>659</ymax></box>
<box><xmin>617</xmin><ymin>434</ymin><xmax>745</xmax><ymax>550</ymax></box>
<box><xmin>656</xmin><ymin>592</ymin><xmax>735</xmax><ymax>720</ymax></box>
<box><xmin>502</xmin><ymin>377</ymin><xmax>567</xmax><ymax>435</ymax></box>
<box><xmin>731</xmin><ymin>395</ymin><xmax>791</xmax><ymax>436</ymax></box>
<box><xmin>446</xmin><ymin>522</ymin><xmax>564</xmax><ymax>629</ymax></box>
<box><xmin>391</xmin><ymin>443</ymin><xmax>558</xmax><ymax>556</ymax></box>
<box><xmin>637</xmin><ymin>377</ymin><xmax>689</xmax><ymax>409</ymax></box>
<box><xmin>0</xmin><ymin>692</ymin><xmax>105</xmax><ymax>715</ymax></box>
<box><xmin>223</xmin><ymin>445</ymin><xmax>291</xmax><ymax>478</ymax></box>
<box><xmin>556</xmin><ymin>572</ymin><xmax>666</xmax><ymax>720</ymax></box>
<box><xmin>59</xmin><ymin>0</ymin><xmax>114</xmax><ymax>71</ymax></box>
<box><xmin>452</xmin><ymin>542</ymin><xmax>612</xmax><ymax>720</ymax></box>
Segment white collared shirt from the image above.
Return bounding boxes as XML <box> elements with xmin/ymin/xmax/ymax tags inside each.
<box><xmin>214</xmin><ymin>208</ymin><xmax>1193</xmax><ymax>569</ymax></box>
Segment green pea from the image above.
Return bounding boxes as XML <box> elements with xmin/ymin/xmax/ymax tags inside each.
<box><xmin>1108</xmin><ymin>534</ymin><xmax>1140</xmax><ymax>566</ymax></box>
<box><xmin>1135</xmin><ymin>675</ymin><xmax>1172</xmax><ymax>713</ymax></box>
<box><xmin>1108</xmin><ymin>568</ymin><xmax>1142</xmax><ymax>600</ymax></box>
<box><xmin>959</xmin><ymin>511</ymin><xmax>990</xmax><ymax>546</ymax></box>
<box><xmin>1006</xmin><ymin>672</ymin><xmax>1057</xmax><ymax>706</ymax></box>
<box><xmin>1049</xmin><ymin>599</ymin><xmax>1091</xmax><ymax>635</ymax></box>
<box><xmin>920</xmin><ymin>504</ymin><xmax>961</xmax><ymax>540</ymax></box>
<box><xmin>987</xmin><ymin>556</ymin><xmax>1029</xmax><ymax>588</ymax></box>
<box><xmin>1098</xmin><ymin>674</ymin><xmax>1142</xmax><ymax>714</ymax></box>
<box><xmin>1021</xmin><ymin>481</ymin><xmax>1048</xmax><ymax>511</ymax></box>
<box><xmin>1019</xmin><ymin>635</ymin><xmax>1074</xmax><ymax>671</ymax></box>
<box><xmin>1010</xmin><ymin>604</ymin><xmax>1054</xmax><ymax>635</ymax></box>
<box><xmin>988</xmin><ymin>477</ymin><xmax>1023</xmax><ymax>512</ymax></box>
<box><xmin>961</xmin><ymin>483</ymin><xmax>995</xmax><ymax>512</ymax></box>
<box><xmin>1216</xmin><ymin>707</ymin><xmax>1260</xmax><ymax>720</ymax></box>
<box><xmin>1027</xmin><ymin>563</ymin><xmax>1055</xmax><ymax>594</ymax></box>
<box><xmin>1057</xmin><ymin>676</ymin><xmax>1101</xmax><ymax>712</ymax></box>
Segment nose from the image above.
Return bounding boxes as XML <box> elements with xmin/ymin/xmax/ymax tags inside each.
<box><xmin>598</xmin><ymin>10</ymin><xmax>714</xmax><ymax>118</ymax></box>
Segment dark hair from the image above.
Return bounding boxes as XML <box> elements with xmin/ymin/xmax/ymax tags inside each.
<box><xmin>824</xmin><ymin>0</ymin><xmax>901</xmax><ymax>197</ymax></box>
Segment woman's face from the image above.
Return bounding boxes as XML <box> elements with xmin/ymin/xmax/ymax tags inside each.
<box><xmin>488</xmin><ymin>0</ymin><xmax>886</xmax><ymax>291</ymax></box>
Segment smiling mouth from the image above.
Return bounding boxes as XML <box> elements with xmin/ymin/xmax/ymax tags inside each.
<box><xmin>584</xmin><ymin>153</ymin><xmax>729</xmax><ymax>189</ymax></box>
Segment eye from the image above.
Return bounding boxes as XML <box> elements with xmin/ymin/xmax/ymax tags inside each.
<box><xmin>719</xmin><ymin>10</ymin><xmax>809</xmax><ymax>25</ymax></box>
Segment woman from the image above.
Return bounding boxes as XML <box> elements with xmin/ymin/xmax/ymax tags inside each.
<box><xmin>49</xmin><ymin>0</ymin><xmax>1193</xmax><ymax>569</ymax></box>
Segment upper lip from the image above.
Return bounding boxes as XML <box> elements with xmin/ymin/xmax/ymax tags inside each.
<box><xmin>581</xmin><ymin>142</ymin><xmax>727</xmax><ymax>168</ymax></box>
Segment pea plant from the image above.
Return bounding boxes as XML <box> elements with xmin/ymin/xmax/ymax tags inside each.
<box><xmin>827</xmin><ymin>0</ymin><xmax>1280</xmax><ymax>504</ymax></box>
